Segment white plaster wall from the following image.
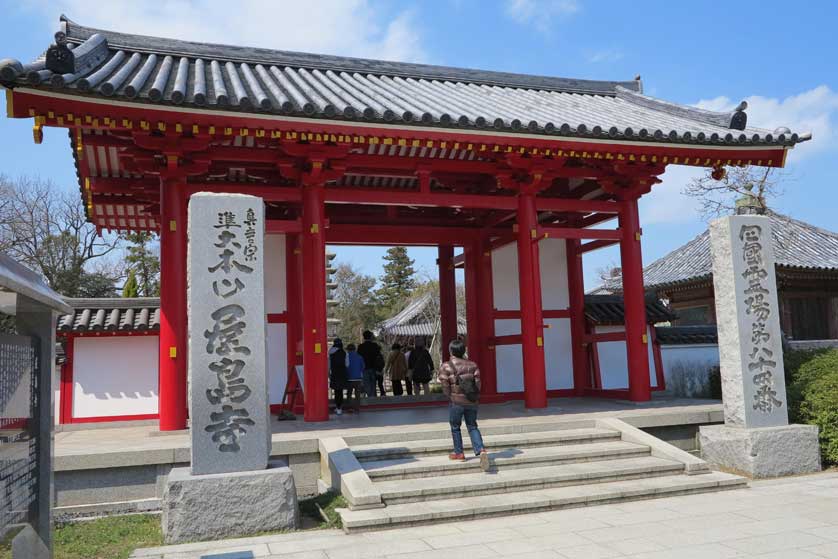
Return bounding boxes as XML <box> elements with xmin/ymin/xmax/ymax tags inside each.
<box><xmin>72</xmin><ymin>336</ymin><xmax>158</xmax><ymax>418</ymax></box>
<box><xmin>545</xmin><ymin>318</ymin><xmax>573</xmax><ymax>389</ymax></box>
<box><xmin>494</xmin><ymin>319</ymin><xmax>523</xmax><ymax>392</ymax></box>
<box><xmin>491</xmin><ymin>239</ymin><xmax>568</xmax><ymax>310</ymax></box>
<box><xmin>267</xmin><ymin>323</ymin><xmax>288</xmax><ymax>406</ymax></box>
<box><xmin>491</xmin><ymin>238</ymin><xmax>571</xmax><ymax>393</ymax></box>
<box><xmin>491</xmin><ymin>243</ymin><xmax>520</xmax><ymax>311</ymax></box>
<box><xmin>265</xmin><ymin>234</ymin><xmax>289</xmax><ymax>405</ymax></box>
<box><xmin>594</xmin><ymin>325</ymin><xmax>658</xmax><ymax>390</ymax></box>
<box><xmin>265</xmin><ymin>234</ymin><xmax>287</xmax><ymax>314</ymax></box>
<box><xmin>539</xmin><ymin>239</ymin><xmax>569</xmax><ymax>309</ymax></box>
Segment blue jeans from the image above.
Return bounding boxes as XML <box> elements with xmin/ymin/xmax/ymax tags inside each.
<box><xmin>449</xmin><ymin>403</ymin><xmax>484</xmax><ymax>456</ymax></box>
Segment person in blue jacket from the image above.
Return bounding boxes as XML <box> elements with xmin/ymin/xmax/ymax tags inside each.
<box><xmin>344</xmin><ymin>343</ymin><xmax>365</xmax><ymax>413</ymax></box>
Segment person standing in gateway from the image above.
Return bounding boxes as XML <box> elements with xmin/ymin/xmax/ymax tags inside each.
<box><xmin>438</xmin><ymin>339</ymin><xmax>490</xmax><ymax>471</ymax></box>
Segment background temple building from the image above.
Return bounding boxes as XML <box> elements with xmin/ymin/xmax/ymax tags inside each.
<box><xmin>595</xmin><ymin>212</ymin><xmax>838</xmax><ymax>343</ymax></box>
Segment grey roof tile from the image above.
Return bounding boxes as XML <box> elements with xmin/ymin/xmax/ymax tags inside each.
<box><xmin>58</xmin><ymin>297</ymin><xmax>160</xmax><ymax>333</ymax></box>
<box><xmin>655</xmin><ymin>325</ymin><xmax>718</xmax><ymax>345</ymax></box>
<box><xmin>599</xmin><ymin>212</ymin><xmax>838</xmax><ymax>292</ymax></box>
<box><xmin>0</xmin><ymin>16</ymin><xmax>809</xmax><ymax>149</ymax></box>
<box><xmin>584</xmin><ymin>295</ymin><xmax>675</xmax><ymax>325</ymax></box>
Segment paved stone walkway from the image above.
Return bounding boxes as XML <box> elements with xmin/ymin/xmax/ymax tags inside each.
<box><xmin>133</xmin><ymin>471</ymin><xmax>838</xmax><ymax>559</ymax></box>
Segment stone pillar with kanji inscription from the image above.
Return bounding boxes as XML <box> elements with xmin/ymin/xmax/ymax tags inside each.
<box><xmin>699</xmin><ymin>214</ymin><xmax>821</xmax><ymax>478</ymax></box>
<box><xmin>162</xmin><ymin>193</ymin><xmax>298</xmax><ymax>544</ymax></box>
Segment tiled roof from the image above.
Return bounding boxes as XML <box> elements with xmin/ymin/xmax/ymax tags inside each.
<box><xmin>0</xmin><ymin>16</ymin><xmax>809</xmax><ymax>148</ymax></box>
<box><xmin>654</xmin><ymin>325</ymin><xmax>718</xmax><ymax>345</ymax></box>
<box><xmin>598</xmin><ymin>212</ymin><xmax>838</xmax><ymax>292</ymax></box>
<box><xmin>379</xmin><ymin>293</ymin><xmax>467</xmax><ymax>338</ymax></box>
<box><xmin>383</xmin><ymin>322</ymin><xmax>468</xmax><ymax>338</ymax></box>
<box><xmin>57</xmin><ymin>297</ymin><xmax>160</xmax><ymax>333</ymax></box>
<box><xmin>584</xmin><ymin>295</ymin><xmax>675</xmax><ymax>325</ymax></box>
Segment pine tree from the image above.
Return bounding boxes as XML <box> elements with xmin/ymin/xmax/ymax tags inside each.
<box><xmin>122</xmin><ymin>269</ymin><xmax>139</xmax><ymax>298</ymax></box>
<box><xmin>376</xmin><ymin>246</ymin><xmax>416</xmax><ymax>312</ymax></box>
<box><xmin>123</xmin><ymin>232</ymin><xmax>160</xmax><ymax>296</ymax></box>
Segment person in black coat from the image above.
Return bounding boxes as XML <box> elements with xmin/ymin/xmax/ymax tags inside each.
<box><xmin>357</xmin><ymin>330</ymin><xmax>385</xmax><ymax>397</ymax></box>
<box><xmin>408</xmin><ymin>337</ymin><xmax>434</xmax><ymax>395</ymax></box>
<box><xmin>328</xmin><ymin>338</ymin><xmax>348</xmax><ymax>415</ymax></box>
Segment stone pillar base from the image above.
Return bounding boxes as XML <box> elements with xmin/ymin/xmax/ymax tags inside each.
<box><xmin>162</xmin><ymin>459</ymin><xmax>299</xmax><ymax>544</ymax></box>
<box><xmin>699</xmin><ymin>424</ymin><xmax>821</xmax><ymax>479</ymax></box>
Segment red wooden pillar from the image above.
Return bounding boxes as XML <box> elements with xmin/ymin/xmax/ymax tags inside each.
<box><xmin>438</xmin><ymin>245</ymin><xmax>458</xmax><ymax>361</ymax></box>
<box><xmin>516</xmin><ymin>193</ymin><xmax>547</xmax><ymax>408</ymax></box>
<box><xmin>463</xmin><ymin>241</ymin><xmax>482</xmax><ymax>369</ymax></box>
<box><xmin>477</xmin><ymin>240</ymin><xmax>498</xmax><ymax>398</ymax></box>
<box><xmin>619</xmin><ymin>197</ymin><xmax>651</xmax><ymax>402</ymax></box>
<box><xmin>566</xmin><ymin>239</ymin><xmax>590</xmax><ymax>394</ymax></box>
<box><xmin>158</xmin><ymin>179</ymin><xmax>187</xmax><ymax>431</ymax></box>
<box><xmin>301</xmin><ymin>183</ymin><xmax>329</xmax><ymax>421</ymax></box>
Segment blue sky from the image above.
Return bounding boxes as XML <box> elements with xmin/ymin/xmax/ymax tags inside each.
<box><xmin>1</xmin><ymin>0</ymin><xmax>836</xmax><ymax>288</ymax></box>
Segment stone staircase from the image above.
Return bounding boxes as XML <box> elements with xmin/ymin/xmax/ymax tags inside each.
<box><xmin>324</xmin><ymin>418</ymin><xmax>746</xmax><ymax>533</ymax></box>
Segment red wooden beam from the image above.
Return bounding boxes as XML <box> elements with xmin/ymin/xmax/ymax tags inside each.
<box><xmin>490</xmin><ymin>334</ymin><xmax>522</xmax><ymax>345</ymax></box>
<box><xmin>580</xmin><ymin>213</ymin><xmax>618</xmax><ymax>228</ymax></box>
<box><xmin>324</xmin><ymin>188</ymin><xmax>518</xmax><ymax>210</ymax></box>
<box><xmin>326</xmin><ymin>224</ymin><xmax>479</xmax><ymax>245</ymax></box>
<box><xmin>585</xmin><ymin>331</ymin><xmax>626</xmax><ymax>343</ymax></box>
<box><xmin>266</xmin><ymin>219</ymin><xmax>302</xmax><ymax>234</ymax></box>
<box><xmin>580</xmin><ymin>239</ymin><xmax>620</xmax><ymax>253</ymax></box>
<box><xmin>543</xmin><ymin>309</ymin><xmax>571</xmax><ymax>319</ymax></box>
<box><xmin>488</xmin><ymin>233</ymin><xmax>517</xmax><ymax>253</ymax></box>
<box><xmin>267</xmin><ymin>312</ymin><xmax>289</xmax><ymax>323</ymax></box>
<box><xmin>538</xmin><ymin>226</ymin><xmax>622</xmax><ymax>240</ymax></box>
<box><xmin>184</xmin><ymin>183</ymin><xmax>301</xmax><ymax>202</ymax></box>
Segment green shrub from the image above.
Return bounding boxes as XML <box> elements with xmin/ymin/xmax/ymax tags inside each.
<box><xmin>787</xmin><ymin>348</ymin><xmax>838</xmax><ymax>466</ymax></box>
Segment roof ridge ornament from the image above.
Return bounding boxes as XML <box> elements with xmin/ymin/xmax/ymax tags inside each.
<box><xmin>45</xmin><ymin>31</ymin><xmax>108</xmax><ymax>76</ymax></box>
<box><xmin>616</xmin><ymin>86</ymin><xmax>749</xmax><ymax>131</ymax></box>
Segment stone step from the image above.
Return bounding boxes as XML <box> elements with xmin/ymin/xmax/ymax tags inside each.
<box><xmin>351</xmin><ymin>427</ymin><xmax>621</xmax><ymax>461</ymax></box>
<box><xmin>375</xmin><ymin>456</ymin><xmax>685</xmax><ymax>504</ymax></box>
<box><xmin>363</xmin><ymin>440</ymin><xmax>650</xmax><ymax>481</ymax></box>
<box><xmin>338</xmin><ymin>471</ymin><xmax>747</xmax><ymax>532</ymax></box>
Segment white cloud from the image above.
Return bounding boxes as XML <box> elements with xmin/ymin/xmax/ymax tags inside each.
<box><xmin>32</xmin><ymin>0</ymin><xmax>427</xmax><ymax>63</ymax></box>
<box><xmin>586</xmin><ymin>48</ymin><xmax>624</xmax><ymax>64</ymax></box>
<box><xmin>504</xmin><ymin>0</ymin><xmax>579</xmax><ymax>33</ymax></box>
<box><xmin>642</xmin><ymin>85</ymin><xmax>838</xmax><ymax>225</ymax></box>
<box><xmin>696</xmin><ymin>85</ymin><xmax>838</xmax><ymax>162</ymax></box>
<box><xmin>639</xmin><ymin>165</ymin><xmax>704</xmax><ymax>226</ymax></box>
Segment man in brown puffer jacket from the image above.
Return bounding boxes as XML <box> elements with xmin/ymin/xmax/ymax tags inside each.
<box><xmin>438</xmin><ymin>338</ymin><xmax>489</xmax><ymax>471</ymax></box>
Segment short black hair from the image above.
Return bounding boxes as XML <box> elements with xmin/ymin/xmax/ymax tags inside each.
<box><xmin>391</xmin><ymin>343</ymin><xmax>402</xmax><ymax>350</ymax></box>
<box><xmin>449</xmin><ymin>339</ymin><xmax>466</xmax><ymax>358</ymax></box>
<box><xmin>347</xmin><ymin>343</ymin><xmax>357</xmax><ymax>351</ymax></box>
<box><xmin>362</xmin><ymin>330</ymin><xmax>373</xmax><ymax>340</ymax></box>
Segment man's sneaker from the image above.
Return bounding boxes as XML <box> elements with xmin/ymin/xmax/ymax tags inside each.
<box><xmin>448</xmin><ymin>453</ymin><xmax>466</xmax><ymax>461</ymax></box>
<box><xmin>335</xmin><ymin>408</ymin><xmax>343</xmax><ymax>416</ymax></box>
<box><xmin>479</xmin><ymin>450</ymin><xmax>490</xmax><ymax>471</ymax></box>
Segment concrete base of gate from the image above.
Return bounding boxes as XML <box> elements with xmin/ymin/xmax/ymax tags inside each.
<box><xmin>162</xmin><ymin>458</ymin><xmax>299</xmax><ymax>544</ymax></box>
<box><xmin>699</xmin><ymin>424</ymin><xmax>821</xmax><ymax>479</ymax></box>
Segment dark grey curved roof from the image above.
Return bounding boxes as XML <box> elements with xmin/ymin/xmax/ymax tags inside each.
<box><xmin>58</xmin><ymin>297</ymin><xmax>160</xmax><ymax>332</ymax></box>
<box><xmin>655</xmin><ymin>325</ymin><xmax>718</xmax><ymax>345</ymax></box>
<box><xmin>584</xmin><ymin>295</ymin><xmax>675</xmax><ymax>325</ymax></box>
<box><xmin>0</xmin><ymin>16</ymin><xmax>809</xmax><ymax>148</ymax></box>
<box><xmin>599</xmin><ymin>212</ymin><xmax>838</xmax><ymax>292</ymax></box>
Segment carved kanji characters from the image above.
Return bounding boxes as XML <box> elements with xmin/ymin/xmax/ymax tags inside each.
<box><xmin>204</xmin><ymin>304</ymin><xmax>251</xmax><ymax>356</ymax></box>
<box><xmin>204</xmin><ymin>405</ymin><xmax>255</xmax><ymax>452</ymax></box>
<box><xmin>212</xmin><ymin>277</ymin><xmax>245</xmax><ymax>298</ymax></box>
